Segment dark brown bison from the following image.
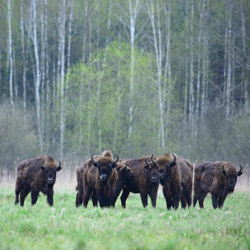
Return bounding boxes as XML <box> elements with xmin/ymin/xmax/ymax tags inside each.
<box><xmin>15</xmin><ymin>156</ymin><xmax>62</xmax><ymax>206</ymax></box>
<box><xmin>193</xmin><ymin>161</ymin><xmax>243</xmax><ymax>209</ymax></box>
<box><xmin>153</xmin><ymin>153</ymin><xmax>181</xmax><ymax>209</ymax></box>
<box><xmin>118</xmin><ymin>155</ymin><xmax>159</xmax><ymax>208</ymax></box>
<box><xmin>111</xmin><ymin>162</ymin><xmax>135</xmax><ymax>207</ymax></box>
<box><xmin>82</xmin><ymin>150</ymin><xmax>119</xmax><ymax>208</ymax></box>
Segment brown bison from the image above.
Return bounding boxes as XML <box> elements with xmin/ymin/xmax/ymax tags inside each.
<box><xmin>111</xmin><ymin>162</ymin><xmax>135</xmax><ymax>207</ymax></box>
<box><xmin>118</xmin><ymin>155</ymin><xmax>159</xmax><ymax>208</ymax></box>
<box><xmin>193</xmin><ymin>161</ymin><xmax>243</xmax><ymax>209</ymax></box>
<box><xmin>82</xmin><ymin>150</ymin><xmax>119</xmax><ymax>208</ymax></box>
<box><xmin>153</xmin><ymin>153</ymin><xmax>181</xmax><ymax>209</ymax></box>
<box><xmin>15</xmin><ymin>156</ymin><xmax>62</xmax><ymax>206</ymax></box>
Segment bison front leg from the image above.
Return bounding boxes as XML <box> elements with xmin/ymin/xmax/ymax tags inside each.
<box><xmin>149</xmin><ymin>191</ymin><xmax>157</xmax><ymax>208</ymax></box>
<box><xmin>218</xmin><ymin>194</ymin><xmax>227</xmax><ymax>209</ymax></box>
<box><xmin>20</xmin><ymin>186</ymin><xmax>30</xmax><ymax>207</ymax></box>
<box><xmin>163</xmin><ymin>189</ymin><xmax>172</xmax><ymax>210</ymax></box>
<box><xmin>92</xmin><ymin>191</ymin><xmax>98</xmax><ymax>207</ymax></box>
<box><xmin>172</xmin><ymin>192</ymin><xmax>181</xmax><ymax>210</ymax></box>
<box><xmin>31</xmin><ymin>190</ymin><xmax>40</xmax><ymax>205</ymax></box>
<box><xmin>47</xmin><ymin>189</ymin><xmax>54</xmax><ymax>206</ymax></box>
<box><xmin>121</xmin><ymin>189</ymin><xmax>130</xmax><ymax>208</ymax></box>
<box><xmin>140</xmin><ymin>193</ymin><xmax>148</xmax><ymax>208</ymax></box>
<box><xmin>211</xmin><ymin>193</ymin><xmax>219</xmax><ymax>209</ymax></box>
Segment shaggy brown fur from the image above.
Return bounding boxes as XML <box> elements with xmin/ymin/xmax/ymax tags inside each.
<box><xmin>118</xmin><ymin>155</ymin><xmax>159</xmax><ymax>208</ymax></box>
<box><xmin>179</xmin><ymin>158</ymin><xmax>193</xmax><ymax>208</ymax></box>
<box><xmin>193</xmin><ymin>161</ymin><xmax>243</xmax><ymax>209</ymax></box>
<box><xmin>82</xmin><ymin>150</ymin><xmax>118</xmax><ymax>208</ymax></box>
<box><xmin>154</xmin><ymin>153</ymin><xmax>182</xmax><ymax>210</ymax></box>
<box><xmin>111</xmin><ymin>162</ymin><xmax>135</xmax><ymax>207</ymax></box>
<box><xmin>15</xmin><ymin>156</ymin><xmax>62</xmax><ymax>206</ymax></box>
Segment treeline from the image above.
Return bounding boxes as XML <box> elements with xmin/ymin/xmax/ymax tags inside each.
<box><xmin>0</xmin><ymin>0</ymin><xmax>249</xmax><ymax>168</ymax></box>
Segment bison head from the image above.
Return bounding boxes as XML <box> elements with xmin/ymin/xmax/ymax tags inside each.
<box><xmin>41</xmin><ymin>159</ymin><xmax>62</xmax><ymax>185</ymax></box>
<box><xmin>222</xmin><ymin>164</ymin><xmax>243</xmax><ymax>192</ymax></box>
<box><xmin>91</xmin><ymin>153</ymin><xmax>119</xmax><ymax>182</ymax></box>
<box><xmin>144</xmin><ymin>155</ymin><xmax>159</xmax><ymax>184</ymax></box>
<box><xmin>155</xmin><ymin>153</ymin><xmax>176</xmax><ymax>185</ymax></box>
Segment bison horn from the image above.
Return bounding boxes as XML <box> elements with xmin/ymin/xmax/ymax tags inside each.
<box><xmin>145</xmin><ymin>157</ymin><xmax>150</xmax><ymax>166</ymax></box>
<box><xmin>238</xmin><ymin>164</ymin><xmax>243</xmax><ymax>176</ymax></box>
<box><xmin>151</xmin><ymin>154</ymin><xmax>157</xmax><ymax>166</ymax></box>
<box><xmin>91</xmin><ymin>153</ymin><xmax>97</xmax><ymax>164</ymax></box>
<box><xmin>113</xmin><ymin>153</ymin><xmax>119</xmax><ymax>164</ymax></box>
<box><xmin>172</xmin><ymin>154</ymin><xmax>176</xmax><ymax>164</ymax></box>
<box><xmin>57</xmin><ymin>160</ymin><xmax>61</xmax><ymax>168</ymax></box>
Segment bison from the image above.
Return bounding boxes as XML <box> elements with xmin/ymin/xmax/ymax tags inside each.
<box><xmin>117</xmin><ymin>155</ymin><xmax>159</xmax><ymax>208</ymax></box>
<box><xmin>153</xmin><ymin>153</ymin><xmax>182</xmax><ymax>209</ymax></box>
<box><xmin>15</xmin><ymin>156</ymin><xmax>62</xmax><ymax>206</ymax></box>
<box><xmin>111</xmin><ymin>162</ymin><xmax>135</xmax><ymax>207</ymax></box>
<box><xmin>193</xmin><ymin>161</ymin><xmax>243</xmax><ymax>209</ymax></box>
<box><xmin>82</xmin><ymin>150</ymin><xmax>119</xmax><ymax>208</ymax></box>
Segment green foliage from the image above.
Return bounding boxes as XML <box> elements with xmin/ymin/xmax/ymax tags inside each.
<box><xmin>1</xmin><ymin>187</ymin><xmax>250</xmax><ymax>250</ymax></box>
<box><xmin>0</xmin><ymin>103</ymin><xmax>40</xmax><ymax>169</ymax></box>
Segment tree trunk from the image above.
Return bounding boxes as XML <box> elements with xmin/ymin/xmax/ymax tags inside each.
<box><xmin>146</xmin><ymin>0</ymin><xmax>165</xmax><ymax>150</ymax></box>
<box><xmin>20</xmin><ymin>0</ymin><xmax>27</xmax><ymax>117</ymax></box>
<box><xmin>8</xmin><ymin>0</ymin><xmax>14</xmax><ymax>110</ymax></box>
<box><xmin>32</xmin><ymin>0</ymin><xmax>43</xmax><ymax>150</ymax></box>
<box><xmin>128</xmin><ymin>0</ymin><xmax>140</xmax><ymax>139</ymax></box>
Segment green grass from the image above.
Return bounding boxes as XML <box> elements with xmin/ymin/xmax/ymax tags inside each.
<box><xmin>1</xmin><ymin>187</ymin><xmax>250</xmax><ymax>250</ymax></box>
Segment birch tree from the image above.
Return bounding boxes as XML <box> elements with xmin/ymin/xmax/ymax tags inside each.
<box><xmin>20</xmin><ymin>0</ymin><xmax>27</xmax><ymax>116</ymax></box>
<box><xmin>146</xmin><ymin>0</ymin><xmax>165</xmax><ymax>150</ymax></box>
<box><xmin>31</xmin><ymin>0</ymin><xmax>43</xmax><ymax>149</ymax></box>
<box><xmin>7</xmin><ymin>0</ymin><xmax>14</xmax><ymax>110</ymax></box>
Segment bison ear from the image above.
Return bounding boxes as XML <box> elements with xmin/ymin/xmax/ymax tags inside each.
<box><xmin>144</xmin><ymin>165</ymin><xmax>149</xmax><ymax>170</ymax></box>
<box><xmin>40</xmin><ymin>166</ymin><xmax>45</xmax><ymax>172</ymax></box>
<box><xmin>126</xmin><ymin>166</ymin><xmax>131</xmax><ymax>173</ymax></box>
<box><xmin>56</xmin><ymin>166</ymin><xmax>62</xmax><ymax>172</ymax></box>
<box><xmin>112</xmin><ymin>163</ymin><xmax>117</xmax><ymax>168</ymax></box>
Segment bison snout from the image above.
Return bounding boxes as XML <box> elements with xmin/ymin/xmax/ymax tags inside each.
<box><xmin>151</xmin><ymin>176</ymin><xmax>158</xmax><ymax>183</ymax></box>
<box><xmin>158</xmin><ymin>173</ymin><xmax>164</xmax><ymax>179</ymax></box>
<box><xmin>47</xmin><ymin>178</ymin><xmax>54</xmax><ymax>184</ymax></box>
<box><xmin>100</xmin><ymin>174</ymin><xmax>107</xmax><ymax>181</ymax></box>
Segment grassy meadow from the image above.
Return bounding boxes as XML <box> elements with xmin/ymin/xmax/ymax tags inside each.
<box><xmin>0</xmin><ymin>187</ymin><xmax>250</xmax><ymax>250</ymax></box>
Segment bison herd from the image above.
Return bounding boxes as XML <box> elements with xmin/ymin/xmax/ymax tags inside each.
<box><xmin>14</xmin><ymin>151</ymin><xmax>243</xmax><ymax>209</ymax></box>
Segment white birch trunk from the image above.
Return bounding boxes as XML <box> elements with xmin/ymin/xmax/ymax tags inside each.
<box><xmin>97</xmin><ymin>0</ymin><xmax>102</xmax><ymax>152</ymax></box>
<box><xmin>59</xmin><ymin>0</ymin><xmax>66</xmax><ymax>159</ymax></box>
<box><xmin>32</xmin><ymin>0</ymin><xmax>43</xmax><ymax>150</ymax></box>
<box><xmin>146</xmin><ymin>0</ymin><xmax>165</xmax><ymax>150</ymax></box>
<box><xmin>20</xmin><ymin>0</ymin><xmax>27</xmax><ymax>116</ymax></box>
<box><xmin>128</xmin><ymin>0</ymin><xmax>140</xmax><ymax>139</ymax></box>
<box><xmin>189</xmin><ymin>0</ymin><xmax>195</xmax><ymax>129</ymax></box>
<box><xmin>240</xmin><ymin>0</ymin><xmax>248</xmax><ymax>111</ymax></box>
<box><xmin>8</xmin><ymin>0</ymin><xmax>14</xmax><ymax>110</ymax></box>
<box><xmin>164</xmin><ymin>2</ymin><xmax>171</xmax><ymax>135</ymax></box>
<box><xmin>225</xmin><ymin>2</ymin><xmax>232</xmax><ymax>119</ymax></box>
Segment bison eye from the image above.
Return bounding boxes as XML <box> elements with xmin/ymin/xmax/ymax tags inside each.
<box><xmin>40</xmin><ymin>166</ymin><xmax>45</xmax><ymax>172</ymax></box>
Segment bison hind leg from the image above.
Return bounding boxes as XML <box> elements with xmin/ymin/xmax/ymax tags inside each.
<box><xmin>181</xmin><ymin>193</ymin><xmax>187</xmax><ymax>209</ymax></box>
<box><xmin>15</xmin><ymin>187</ymin><xmax>21</xmax><ymax>205</ymax></box>
<box><xmin>20</xmin><ymin>186</ymin><xmax>30</xmax><ymax>207</ymax></box>
<box><xmin>198</xmin><ymin>191</ymin><xmax>207</xmax><ymax>208</ymax></box>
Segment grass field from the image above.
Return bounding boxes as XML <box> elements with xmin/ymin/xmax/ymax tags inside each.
<box><xmin>0</xmin><ymin>187</ymin><xmax>250</xmax><ymax>250</ymax></box>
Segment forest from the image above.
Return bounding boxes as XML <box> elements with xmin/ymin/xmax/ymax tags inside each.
<box><xmin>0</xmin><ymin>0</ymin><xmax>249</xmax><ymax>171</ymax></box>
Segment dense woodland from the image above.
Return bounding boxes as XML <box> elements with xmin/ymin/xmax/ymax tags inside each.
<box><xmin>0</xmin><ymin>0</ymin><xmax>249</xmax><ymax>170</ymax></box>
